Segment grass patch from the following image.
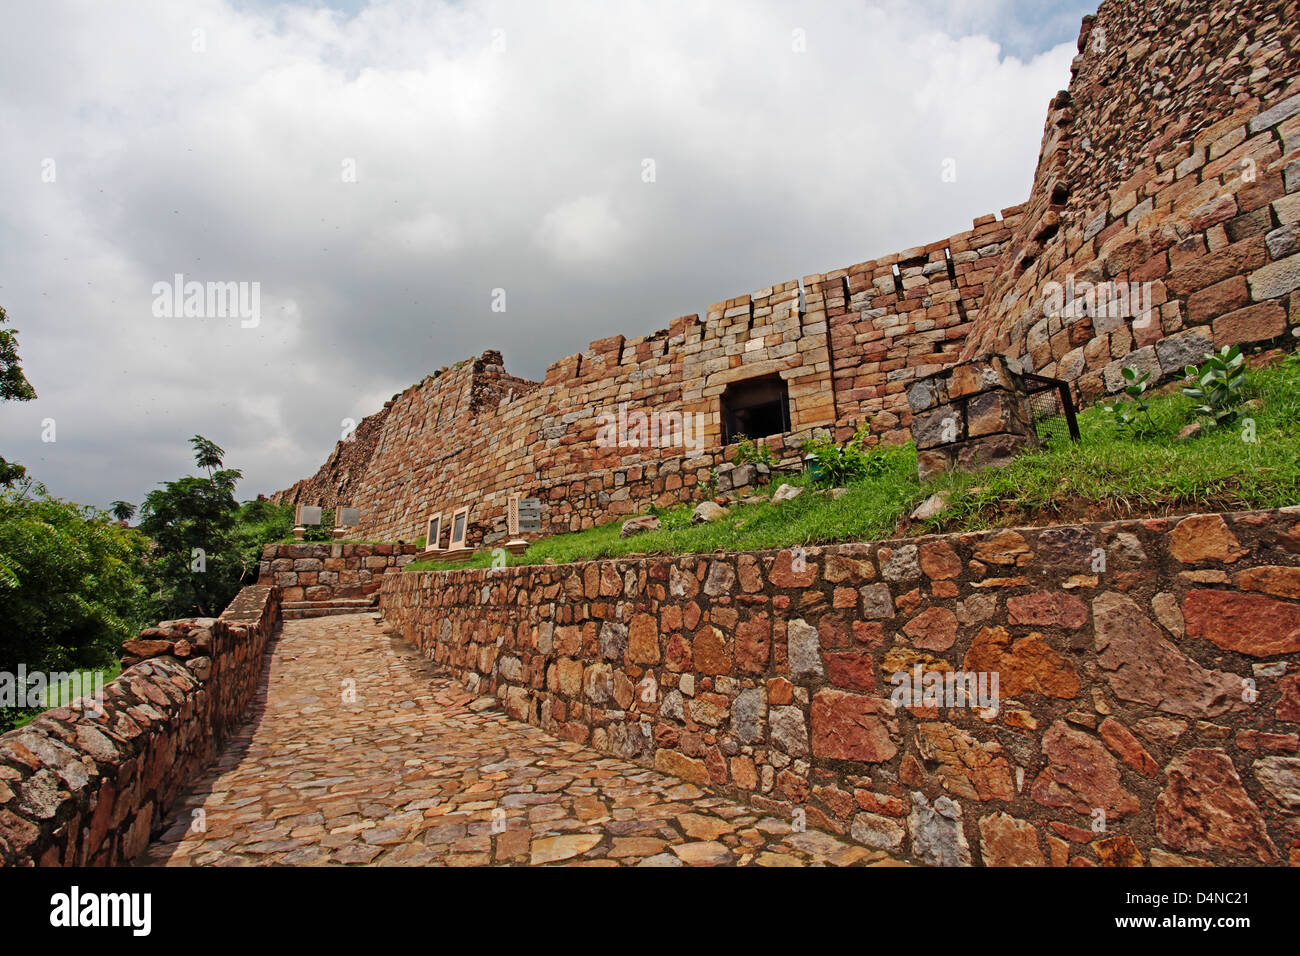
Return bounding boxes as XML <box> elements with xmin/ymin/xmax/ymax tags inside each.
<box><xmin>405</xmin><ymin>357</ymin><xmax>1300</xmax><ymax>572</ymax></box>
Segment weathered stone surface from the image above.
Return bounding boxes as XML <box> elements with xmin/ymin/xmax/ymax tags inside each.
<box><xmin>1252</xmin><ymin>756</ymin><xmax>1300</xmax><ymax>811</ymax></box>
<box><xmin>972</xmin><ymin>531</ymin><xmax>1030</xmax><ymax>566</ymax></box>
<box><xmin>1099</xmin><ymin>718</ymin><xmax>1159</xmax><ymax>777</ymax></box>
<box><xmin>620</xmin><ymin>515</ymin><xmax>661</xmax><ymax>537</ymax></box>
<box><xmin>769</xmin><ymin>706</ymin><xmax>809</xmax><ymax>758</ymax></box>
<box><xmin>907</xmin><ymin>792</ymin><xmax>971</xmax><ymax>867</ymax></box>
<box><xmin>1093</xmin><ymin>835</ymin><xmax>1143</xmax><ymax>867</ymax></box>
<box><xmin>599</xmin><ymin>622</ymin><xmax>628</xmax><ymax>661</ymax></box>
<box><xmin>815</xmin><ymin>648</ymin><xmax>870</xmax><ymax>692</ymax></box>
<box><xmin>1093</xmin><ymin>591</ymin><xmax>1246</xmax><ymax>717</ymax></box>
<box><xmin>1155</xmin><ymin>749</ymin><xmax>1276</xmax><ymax>863</ymax></box>
<box><xmin>530</xmin><ymin>834</ymin><xmax>601</xmax><ymax>864</ymax></box>
<box><xmin>691</xmin><ymin>501</ymin><xmax>728</xmax><ymax>524</ymax></box>
<box><xmin>963</xmin><ymin>625</ymin><xmax>1079</xmax><ymax>699</ymax></box>
<box><xmin>880</xmin><ymin>545</ymin><xmax>921</xmax><ymax>583</ymax></box>
<box><xmin>917</xmin><ymin>723</ymin><xmax>1015</xmax><ymax>802</ymax></box>
<box><xmin>1168</xmin><ymin>514</ymin><xmax>1248</xmax><ymax>563</ymax></box>
<box><xmin>919</xmin><ymin>540</ymin><xmax>961</xmax><ymax>580</ymax></box>
<box><xmin>978</xmin><ymin>812</ymin><xmax>1045</xmax><ymax>866</ymax></box>
<box><xmin>1183</xmin><ymin>589</ymin><xmax>1300</xmax><ymax>656</ymax></box>
<box><xmin>655</xmin><ymin>749</ymin><xmax>709</xmax><ymax>785</ymax></box>
<box><xmin>786</xmin><ymin>619</ymin><xmax>825</xmax><ymax>680</ymax></box>
<box><xmin>730</xmin><ymin>688</ymin><xmax>766</xmax><ymax>744</ymax></box>
<box><xmin>810</xmin><ymin>691</ymin><xmax>898</xmax><ymax>763</ymax></box>
<box><xmin>1234</xmin><ymin>566</ymin><xmax>1300</xmax><ymax>600</ymax></box>
<box><xmin>902</xmin><ymin>607</ymin><xmax>959</xmax><ymax>651</ymax></box>
<box><xmin>771</xmin><ymin>484</ymin><xmax>804</xmax><ymax>504</ymax></box>
<box><xmin>120</xmin><ymin>639</ymin><xmax>175</xmax><ymax>658</ymax></box>
<box><xmin>692</xmin><ymin>626</ymin><xmax>731</xmax><ymax>675</ymax></box>
<box><xmin>859</xmin><ymin>583</ymin><xmax>895</xmax><ymax>620</ymax></box>
<box><xmin>1006</xmin><ymin>591</ymin><xmax>1088</xmax><ymax>629</ymax></box>
<box><xmin>850</xmin><ymin>812</ymin><xmax>905</xmax><ymax>851</ymax></box>
<box><xmin>703</xmin><ymin>560</ymin><xmax>736</xmax><ymax>597</ymax></box>
<box><xmin>734</xmin><ymin>613</ymin><xmax>771</xmax><ymax>673</ymax></box>
<box><xmin>1032</xmin><ymin>720</ymin><xmax>1140</xmax><ymax>818</ymax></box>
<box><xmin>627</xmin><ymin>613</ymin><xmax>660</xmax><ymax>665</ymax></box>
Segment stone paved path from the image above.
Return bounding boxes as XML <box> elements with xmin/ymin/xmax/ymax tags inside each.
<box><xmin>141</xmin><ymin>615</ymin><xmax>903</xmax><ymax>867</ymax></box>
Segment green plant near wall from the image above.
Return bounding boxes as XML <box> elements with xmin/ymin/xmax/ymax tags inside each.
<box><xmin>1103</xmin><ymin>366</ymin><xmax>1155</xmax><ymax>437</ymax></box>
<box><xmin>732</xmin><ymin>435</ymin><xmax>776</xmax><ymax>468</ymax></box>
<box><xmin>301</xmin><ymin>509</ymin><xmax>336</xmax><ymax>542</ymax></box>
<box><xmin>800</xmin><ymin>427</ymin><xmax>910</xmax><ymax>487</ymax></box>
<box><xmin>1183</xmin><ymin>345</ymin><xmax>1248</xmax><ymax>428</ymax></box>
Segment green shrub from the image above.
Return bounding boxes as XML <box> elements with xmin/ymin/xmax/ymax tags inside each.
<box><xmin>0</xmin><ymin>485</ymin><xmax>149</xmax><ymax>730</ymax></box>
<box><xmin>801</xmin><ymin>428</ymin><xmax>908</xmax><ymax>486</ymax></box>
<box><xmin>1103</xmin><ymin>365</ymin><xmax>1155</xmax><ymax>437</ymax></box>
<box><xmin>732</xmin><ymin>435</ymin><xmax>776</xmax><ymax>468</ymax></box>
<box><xmin>1183</xmin><ymin>345</ymin><xmax>1248</xmax><ymax>428</ymax></box>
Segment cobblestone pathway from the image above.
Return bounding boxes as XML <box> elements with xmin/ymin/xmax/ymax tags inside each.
<box><xmin>141</xmin><ymin>614</ymin><xmax>903</xmax><ymax>867</ymax></box>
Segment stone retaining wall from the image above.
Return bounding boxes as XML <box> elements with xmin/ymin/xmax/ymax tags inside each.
<box><xmin>0</xmin><ymin>585</ymin><xmax>280</xmax><ymax>866</ymax></box>
<box><xmin>381</xmin><ymin>509</ymin><xmax>1300</xmax><ymax>866</ymax></box>
<box><xmin>257</xmin><ymin>542</ymin><xmax>421</xmax><ymax>602</ymax></box>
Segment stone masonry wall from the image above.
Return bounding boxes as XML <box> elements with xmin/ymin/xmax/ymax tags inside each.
<box><xmin>256</xmin><ymin>542</ymin><xmax>421</xmax><ymax>603</ymax></box>
<box><xmin>381</xmin><ymin>509</ymin><xmax>1300</xmax><ymax>866</ymax></box>
<box><xmin>0</xmin><ymin>585</ymin><xmax>280</xmax><ymax>866</ymax></box>
<box><xmin>277</xmin><ymin>0</ymin><xmax>1299</xmax><ymax>552</ymax></box>
<box><xmin>274</xmin><ymin>208</ymin><xmax>1012</xmax><ymax>546</ymax></box>
<box><xmin>964</xmin><ymin>0</ymin><xmax>1300</xmax><ymax>404</ymax></box>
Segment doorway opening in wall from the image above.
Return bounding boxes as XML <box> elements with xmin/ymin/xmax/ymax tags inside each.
<box><xmin>721</xmin><ymin>375</ymin><xmax>791</xmax><ymax>444</ymax></box>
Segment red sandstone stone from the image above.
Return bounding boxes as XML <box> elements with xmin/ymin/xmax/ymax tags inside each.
<box><xmin>770</xmin><ymin>550</ymin><xmax>818</xmax><ymax>589</ymax></box>
<box><xmin>1155</xmin><ymin>748</ymin><xmax>1277</xmax><ymax>863</ymax></box>
<box><xmin>1006</xmin><ymin>590</ymin><xmax>1089</xmax><ymax>629</ymax></box>
<box><xmin>810</xmin><ymin>691</ymin><xmax>898</xmax><ymax>763</ymax></box>
<box><xmin>1168</xmin><ymin>514</ymin><xmax>1248</xmax><ymax>563</ymax></box>
<box><xmin>1183</xmin><ymin>589</ymin><xmax>1300</xmax><ymax>656</ymax></box>
<box><xmin>1032</xmin><ymin>721</ymin><xmax>1140</xmax><ymax>819</ymax></box>
<box><xmin>919</xmin><ymin>540</ymin><xmax>962</xmax><ymax>580</ymax></box>
<box><xmin>823</xmin><ymin>652</ymin><xmax>876</xmax><ymax>693</ymax></box>
<box><xmin>963</xmin><ymin>625</ymin><xmax>1079</xmax><ymax>699</ymax></box>
<box><xmin>902</xmin><ymin>606</ymin><xmax>959</xmax><ymax>651</ymax></box>
<box><xmin>1099</xmin><ymin>717</ymin><xmax>1159</xmax><ymax>777</ymax></box>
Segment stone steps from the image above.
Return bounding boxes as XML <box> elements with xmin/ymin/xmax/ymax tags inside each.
<box><xmin>282</xmin><ymin>597</ymin><xmax>377</xmax><ymax>620</ymax></box>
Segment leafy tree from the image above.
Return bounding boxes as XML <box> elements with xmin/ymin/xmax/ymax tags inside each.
<box><xmin>0</xmin><ymin>483</ymin><xmax>148</xmax><ymax>730</ymax></box>
<box><xmin>0</xmin><ymin>305</ymin><xmax>35</xmax><ymax>402</ymax></box>
<box><xmin>189</xmin><ymin>435</ymin><xmax>226</xmax><ymax>477</ymax></box>
<box><xmin>137</xmin><ymin>436</ymin><xmax>260</xmax><ymax>618</ymax></box>
<box><xmin>109</xmin><ymin>500</ymin><xmax>136</xmax><ymax>522</ymax></box>
<box><xmin>0</xmin><ymin>304</ymin><xmax>36</xmax><ymax>487</ymax></box>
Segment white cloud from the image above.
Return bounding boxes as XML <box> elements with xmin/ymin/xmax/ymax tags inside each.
<box><xmin>534</xmin><ymin>195</ymin><xmax>625</xmax><ymax>265</ymax></box>
<box><xmin>0</xmin><ymin>0</ymin><xmax>1082</xmax><ymax>509</ymax></box>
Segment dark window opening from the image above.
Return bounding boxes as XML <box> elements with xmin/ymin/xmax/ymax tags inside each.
<box><xmin>722</xmin><ymin>375</ymin><xmax>791</xmax><ymax>444</ymax></box>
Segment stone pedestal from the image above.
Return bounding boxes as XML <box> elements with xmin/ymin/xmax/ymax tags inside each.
<box><xmin>907</xmin><ymin>357</ymin><xmax>1039</xmax><ymax>481</ymax></box>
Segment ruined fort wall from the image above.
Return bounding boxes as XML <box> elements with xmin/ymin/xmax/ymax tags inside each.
<box><xmin>281</xmin><ymin>211</ymin><xmax>1011</xmax><ymax>545</ymax></box>
<box><xmin>277</xmin><ymin>0</ymin><xmax>1300</xmax><ymax>545</ymax></box>
<box><xmin>964</xmin><ymin>0</ymin><xmax>1300</xmax><ymax>405</ymax></box>
<box><xmin>381</xmin><ymin>507</ymin><xmax>1300</xmax><ymax>866</ymax></box>
<box><xmin>0</xmin><ymin>586</ymin><xmax>280</xmax><ymax>866</ymax></box>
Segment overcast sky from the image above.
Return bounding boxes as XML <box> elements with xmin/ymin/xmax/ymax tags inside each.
<box><xmin>0</xmin><ymin>0</ymin><xmax>1094</xmax><ymax>511</ymax></box>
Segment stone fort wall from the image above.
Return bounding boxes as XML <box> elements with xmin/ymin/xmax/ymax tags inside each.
<box><xmin>380</xmin><ymin>507</ymin><xmax>1300</xmax><ymax>866</ymax></box>
<box><xmin>275</xmin><ymin>0</ymin><xmax>1300</xmax><ymax>547</ymax></box>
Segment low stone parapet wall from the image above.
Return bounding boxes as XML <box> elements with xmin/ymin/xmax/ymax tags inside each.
<box><xmin>258</xmin><ymin>542</ymin><xmax>420</xmax><ymax>602</ymax></box>
<box><xmin>382</xmin><ymin>508</ymin><xmax>1300</xmax><ymax>866</ymax></box>
<box><xmin>0</xmin><ymin>585</ymin><xmax>280</xmax><ymax>866</ymax></box>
